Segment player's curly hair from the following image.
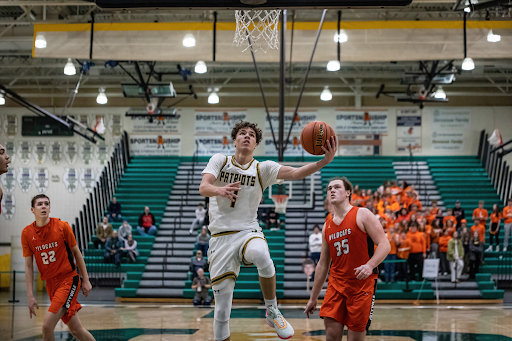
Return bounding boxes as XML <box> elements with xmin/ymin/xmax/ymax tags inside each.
<box><xmin>231</xmin><ymin>121</ymin><xmax>263</xmax><ymax>144</ymax></box>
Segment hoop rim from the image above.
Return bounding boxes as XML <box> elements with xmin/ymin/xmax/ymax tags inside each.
<box><xmin>271</xmin><ymin>194</ymin><xmax>289</xmax><ymax>203</ymax></box>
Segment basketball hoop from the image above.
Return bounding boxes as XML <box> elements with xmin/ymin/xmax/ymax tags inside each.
<box><xmin>233</xmin><ymin>9</ymin><xmax>281</xmax><ymax>52</ymax></box>
<box><xmin>146</xmin><ymin>97</ymin><xmax>159</xmax><ymax>115</ymax></box>
<box><xmin>271</xmin><ymin>194</ymin><xmax>289</xmax><ymax>214</ymax></box>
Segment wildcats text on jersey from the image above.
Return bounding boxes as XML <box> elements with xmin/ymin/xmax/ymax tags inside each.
<box><xmin>328</xmin><ymin>228</ymin><xmax>352</xmax><ymax>242</ymax></box>
<box><xmin>219</xmin><ymin>171</ymin><xmax>257</xmax><ymax>187</ymax></box>
<box><xmin>35</xmin><ymin>241</ymin><xmax>59</xmax><ymax>252</ymax></box>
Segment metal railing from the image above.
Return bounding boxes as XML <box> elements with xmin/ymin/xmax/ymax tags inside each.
<box><xmin>477</xmin><ymin>130</ymin><xmax>512</xmax><ymax>204</ymax></box>
<box><xmin>496</xmin><ymin>255</ymin><xmax>512</xmax><ymax>289</ymax></box>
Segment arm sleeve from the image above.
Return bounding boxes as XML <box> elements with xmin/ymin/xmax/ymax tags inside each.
<box><xmin>62</xmin><ymin>222</ymin><xmax>77</xmax><ymax>248</ymax></box>
<box><xmin>21</xmin><ymin>230</ymin><xmax>33</xmax><ymax>257</ymax></box>
<box><xmin>138</xmin><ymin>214</ymin><xmax>143</xmax><ymax>227</ymax></box>
<box><xmin>151</xmin><ymin>214</ymin><xmax>156</xmax><ymax>225</ymax></box>
<box><xmin>258</xmin><ymin>161</ymin><xmax>283</xmax><ymax>190</ymax></box>
<box><xmin>202</xmin><ymin>153</ymin><xmax>227</xmax><ymax>178</ymax></box>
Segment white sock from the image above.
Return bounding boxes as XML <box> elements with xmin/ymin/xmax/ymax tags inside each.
<box><xmin>265</xmin><ymin>297</ymin><xmax>278</xmax><ymax>310</ymax></box>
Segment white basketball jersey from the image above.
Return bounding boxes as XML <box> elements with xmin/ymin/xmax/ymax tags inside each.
<box><xmin>202</xmin><ymin>154</ymin><xmax>281</xmax><ymax>235</ymax></box>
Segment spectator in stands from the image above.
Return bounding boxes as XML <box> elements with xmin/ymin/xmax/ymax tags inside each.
<box><xmin>460</xmin><ymin>220</ymin><xmax>471</xmax><ymax>274</ymax></box>
<box><xmin>503</xmin><ymin>198</ymin><xmax>512</xmax><ymax>252</ymax></box>
<box><xmin>190</xmin><ymin>250</ymin><xmax>207</xmax><ymax>279</ymax></box>
<box><xmin>469</xmin><ymin>230</ymin><xmax>484</xmax><ymax>279</ymax></box>
<box><xmin>438</xmin><ymin>229</ymin><xmax>451</xmax><ymax>276</ymax></box>
<box><xmin>408</xmin><ymin>193</ymin><xmax>422</xmax><ymax>210</ymax></box>
<box><xmin>95</xmin><ymin>216</ymin><xmax>113</xmax><ymax>249</ymax></box>
<box><xmin>203</xmin><ymin>202</ymin><xmax>210</xmax><ymax>228</ymax></box>
<box><xmin>121</xmin><ymin>234</ymin><xmax>138</xmax><ymax>263</ymax></box>
<box><xmin>118</xmin><ymin>219</ymin><xmax>132</xmax><ymax>242</ymax></box>
<box><xmin>407</xmin><ymin>223</ymin><xmax>426</xmax><ymax>281</ymax></box>
<box><xmin>396</xmin><ymin>208</ymin><xmax>410</xmax><ymax>224</ymax></box>
<box><xmin>444</xmin><ymin>219</ymin><xmax>456</xmax><ymax>237</ymax></box>
<box><xmin>453</xmin><ymin>199</ymin><xmax>465</xmax><ymax>227</ymax></box>
<box><xmin>390</xmin><ymin>180</ymin><xmax>401</xmax><ymax>195</ymax></box>
<box><xmin>443</xmin><ymin>209</ymin><xmax>457</xmax><ymax>229</ymax></box>
<box><xmin>447</xmin><ymin>230</ymin><xmax>464</xmax><ymax>283</ymax></box>
<box><xmin>196</xmin><ymin>226</ymin><xmax>211</xmax><ymax>256</ymax></box>
<box><xmin>189</xmin><ymin>203</ymin><xmax>206</xmax><ymax>235</ymax></box>
<box><xmin>309</xmin><ymin>225</ymin><xmax>322</xmax><ymax>265</ymax></box>
<box><xmin>104</xmin><ymin>230</ymin><xmax>124</xmax><ymax>266</ymax></box>
<box><xmin>427</xmin><ymin>200</ymin><xmax>438</xmax><ymax>224</ymax></box>
<box><xmin>471</xmin><ymin>218</ymin><xmax>486</xmax><ymax>244</ymax></box>
<box><xmin>192</xmin><ymin>268</ymin><xmax>212</xmax><ymax>306</ymax></box>
<box><xmin>137</xmin><ymin>206</ymin><xmax>157</xmax><ymax>236</ymax></box>
<box><xmin>434</xmin><ymin>208</ymin><xmax>444</xmax><ymax>229</ymax></box>
<box><xmin>399</xmin><ymin>219</ymin><xmax>409</xmax><ymax>234</ymax></box>
<box><xmin>473</xmin><ymin>200</ymin><xmax>488</xmax><ymax>227</ymax></box>
<box><xmin>384</xmin><ymin>225</ymin><xmax>399</xmax><ymax>283</ymax></box>
<box><xmin>487</xmin><ymin>204</ymin><xmax>503</xmax><ymax>252</ymax></box>
<box><xmin>396</xmin><ymin>232</ymin><xmax>410</xmax><ymax>281</ymax></box>
<box><xmin>259</xmin><ymin>198</ymin><xmax>270</xmax><ymax>225</ymax></box>
<box><xmin>107</xmin><ymin>197</ymin><xmax>122</xmax><ymax>222</ymax></box>
<box><xmin>429</xmin><ymin>221</ymin><xmax>442</xmax><ymax>259</ymax></box>
<box><xmin>265</xmin><ymin>208</ymin><xmax>281</xmax><ymax>230</ymax></box>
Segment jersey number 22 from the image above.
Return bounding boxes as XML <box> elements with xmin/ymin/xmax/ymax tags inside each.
<box><xmin>41</xmin><ymin>251</ymin><xmax>56</xmax><ymax>265</ymax></box>
<box><xmin>334</xmin><ymin>239</ymin><xmax>349</xmax><ymax>256</ymax></box>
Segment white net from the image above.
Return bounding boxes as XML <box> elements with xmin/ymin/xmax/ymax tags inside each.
<box><xmin>233</xmin><ymin>9</ymin><xmax>281</xmax><ymax>53</ymax></box>
<box><xmin>271</xmin><ymin>195</ymin><xmax>289</xmax><ymax>214</ymax></box>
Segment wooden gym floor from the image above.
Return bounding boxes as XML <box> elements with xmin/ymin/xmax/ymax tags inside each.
<box><xmin>1</xmin><ymin>302</ymin><xmax>512</xmax><ymax>341</ymax></box>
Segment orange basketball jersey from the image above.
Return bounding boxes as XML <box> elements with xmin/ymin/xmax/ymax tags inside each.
<box><xmin>21</xmin><ymin>218</ymin><xmax>78</xmax><ymax>280</ymax></box>
<box><xmin>325</xmin><ymin>207</ymin><xmax>378</xmax><ymax>291</ymax></box>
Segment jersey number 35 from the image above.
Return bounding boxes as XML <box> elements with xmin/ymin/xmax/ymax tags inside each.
<box><xmin>333</xmin><ymin>239</ymin><xmax>349</xmax><ymax>257</ymax></box>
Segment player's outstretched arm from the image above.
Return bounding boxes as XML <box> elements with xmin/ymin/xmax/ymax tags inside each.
<box><xmin>24</xmin><ymin>256</ymin><xmax>39</xmax><ymax>318</ymax></box>
<box><xmin>277</xmin><ymin>136</ymin><xmax>337</xmax><ymax>181</ymax></box>
<box><xmin>304</xmin><ymin>223</ymin><xmax>331</xmax><ymax>318</ymax></box>
<box><xmin>354</xmin><ymin>208</ymin><xmax>391</xmax><ymax>280</ymax></box>
<box><xmin>72</xmin><ymin>245</ymin><xmax>92</xmax><ymax>297</ymax></box>
<box><xmin>199</xmin><ymin>173</ymin><xmax>241</xmax><ymax>202</ymax></box>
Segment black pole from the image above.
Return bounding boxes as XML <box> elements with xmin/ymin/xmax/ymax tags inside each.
<box><xmin>89</xmin><ymin>12</ymin><xmax>94</xmax><ymax>60</ymax></box>
<box><xmin>477</xmin><ymin>130</ymin><xmax>485</xmax><ymax>161</ymax></box>
<box><xmin>337</xmin><ymin>10</ymin><xmax>341</xmax><ymax>62</ymax></box>
<box><xmin>8</xmin><ymin>271</ymin><xmax>19</xmax><ymax>303</ymax></box>
<box><xmin>463</xmin><ymin>12</ymin><xmax>467</xmax><ymax>58</ymax></box>
<box><xmin>289</xmin><ymin>10</ymin><xmax>295</xmax><ymax>83</ymax></box>
<box><xmin>213</xmin><ymin>11</ymin><xmax>217</xmax><ymax>62</ymax></box>
<box><xmin>278</xmin><ymin>10</ymin><xmax>287</xmax><ymax>162</ymax></box>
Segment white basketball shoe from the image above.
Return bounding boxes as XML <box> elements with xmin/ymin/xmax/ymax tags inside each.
<box><xmin>266</xmin><ymin>305</ymin><xmax>294</xmax><ymax>340</ymax></box>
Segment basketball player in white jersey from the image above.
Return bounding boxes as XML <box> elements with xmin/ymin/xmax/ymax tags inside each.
<box><xmin>199</xmin><ymin>121</ymin><xmax>336</xmax><ymax>341</ymax></box>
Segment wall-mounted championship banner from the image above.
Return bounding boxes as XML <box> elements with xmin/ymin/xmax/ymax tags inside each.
<box><xmin>80</xmin><ymin>141</ymin><xmax>94</xmax><ymax>165</ymax></box>
<box><xmin>5</xmin><ymin>141</ymin><xmax>15</xmax><ymax>163</ymax></box>
<box><xmin>195</xmin><ymin>111</ymin><xmax>247</xmax><ymax>135</ymax></box>
<box><xmin>17</xmin><ymin>141</ymin><xmax>31</xmax><ymax>165</ymax></box>
<box><xmin>80</xmin><ymin>168</ymin><xmax>95</xmax><ymax>193</ymax></box>
<box><xmin>335</xmin><ymin>110</ymin><xmax>389</xmax><ymax>134</ymax></box>
<box><xmin>131</xmin><ymin>115</ymin><xmax>181</xmax><ymax>134</ymax></box>
<box><xmin>397</xmin><ymin>109</ymin><xmax>422</xmax><ymax>152</ymax></box>
<box><xmin>3</xmin><ymin>115</ymin><xmax>17</xmax><ymax>138</ymax></box>
<box><xmin>63</xmin><ymin>168</ymin><xmax>79</xmax><ymax>193</ymax></box>
<box><xmin>264</xmin><ymin>137</ymin><xmax>307</xmax><ymax>157</ymax></box>
<box><xmin>129</xmin><ymin>135</ymin><xmax>181</xmax><ymax>156</ymax></box>
<box><xmin>195</xmin><ymin>136</ymin><xmax>235</xmax><ymax>156</ymax></box>
<box><xmin>33</xmin><ymin>167</ymin><xmax>49</xmax><ymax>193</ymax></box>
<box><xmin>1</xmin><ymin>193</ymin><xmax>15</xmax><ymax>220</ymax></box>
<box><xmin>431</xmin><ymin>108</ymin><xmax>470</xmax><ymax>151</ymax></box>
<box><xmin>17</xmin><ymin>167</ymin><xmax>32</xmax><ymax>193</ymax></box>
<box><xmin>48</xmin><ymin>141</ymin><xmax>63</xmax><ymax>164</ymax></box>
<box><xmin>65</xmin><ymin>141</ymin><xmax>78</xmax><ymax>164</ymax></box>
<box><xmin>96</xmin><ymin>141</ymin><xmax>110</xmax><ymax>165</ymax></box>
<box><xmin>264</xmin><ymin>112</ymin><xmax>317</xmax><ymax>136</ymax></box>
<box><xmin>108</xmin><ymin>114</ymin><xmax>123</xmax><ymax>136</ymax></box>
<box><xmin>0</xmin><ymin>167</ymin><xmax>16</xmax><ymax>193</ymax></box>
<box><xmin>32</xmin><ymin>141</ymin><xmax>47</xmax><ymax>165</ymax></box>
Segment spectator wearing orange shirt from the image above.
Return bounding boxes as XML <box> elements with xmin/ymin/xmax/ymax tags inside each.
<box><xmin>443</xmin><ymin>209</ymin><xmax>457</xmax><ymax>228</ymax></box>
<box><xmin>396</xmin><ymin>208</ymin><xmax>410</xmax><ymax>224</ymax></box>
<box><xmin>444</xmin><ymin>219</ymin><xmax>456</xmax><ymax>237</ymax></box>
<box><xmin>503</xmin><ymin>198</ymin><xmax>512</xmax><ymax>252</ymax></box>
<box><xmin>408</xmin><ymin>192</ymin><xmax>422</xmax><ymax>210</ymax></box>
<box><xmin>390</xmin><ymin>180</ymin><xmax>401</xmax><ymax>196</ymax></box>
<box><xmin>406</xmin><ymin>223</ymin><xmax>426</xmax><ymax>281</ymax></box>
<box><xmin>438</xmin><ymin>230</ymin><xmax>452</xmax><ymax>275</ymax></box>
<box><xmin>471</xmin><ymin>218</ymin><xmax>486</xmax><ymax>244</ymax></box>
<box><xmin>429</xmin><ymin>221</ymin><xmax>443</xmax><ymax>259</ymax></box>
<box><xmin>473</xmin><ymin>200</ymin><xmax>489</xmax><ymax>227</ymax></box>
<box><xmin>385</xmin><ymin>225</ymin><xmax>400</xmax><ymax>283</ymax></box>
<box><xmin>397</xmin><ymin>232</ymin><xmax>410</xmax><ymax>281</ymax></box>
<box><xmin>427</xmin><ymin>200</ymin><xmax>439</xmax><ymax>224</ymax></box>
<box><xmin>486</xmin><ymin>204</ymin><xmax>503</xmax><ymax>252</ymax></box>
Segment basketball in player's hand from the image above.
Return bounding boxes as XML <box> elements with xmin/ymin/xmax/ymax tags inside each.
<box><xmin>300</xmin><ymin>121</ymin><xmax>335</xmax><ymax>155</ymax></box>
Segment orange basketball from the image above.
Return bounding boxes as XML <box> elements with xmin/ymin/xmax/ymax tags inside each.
<box><xmin>300</xmin><ymin>121</ymin><xmax>335</xmax><ymax>155</ymax></box>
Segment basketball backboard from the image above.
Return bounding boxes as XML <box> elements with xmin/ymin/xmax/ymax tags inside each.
<box><xmin>122</xmin><ymin>83</ymin><xmax>177</xmax><ymax>98</ymax></box>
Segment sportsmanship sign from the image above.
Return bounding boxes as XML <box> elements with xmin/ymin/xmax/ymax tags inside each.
<box><xmin>129</xmin><ymin>135</ymin><xmax>181</xmax><ymax>156</ymax></box>
<box><xmin>264</xmin><ymin>112</ymin><xmax>317</xmax><ymax>136</ymax></box>
<box><xmin>195</xmin><ymin>111</ymin><xmax>247</xmax><ymax>135</ymax></box>
<box><xmin>195</xmin><ymin>136</ymin><xmax>235</xmax><ymax>156</ymax></box>
<box><xmin>335</xmin><ymin>110</ymin><xmax>389</xmax><ymax>134</ymax></box>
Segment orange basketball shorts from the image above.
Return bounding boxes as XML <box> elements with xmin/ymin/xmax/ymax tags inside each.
<box><xmin>319</xmin><ymin>279</ymin><xmax>377</xmax><ymax>332</ymax></box>
<box><xmin>46</xmin><ymin>273</ymin><xmax>82</xmax><ymax>324</ymax></box>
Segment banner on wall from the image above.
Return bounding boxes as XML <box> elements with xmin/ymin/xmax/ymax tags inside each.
<box><xmin>33</xmin><ymin>141</ymin><xmax>48</xmax><ymax>164</ymax></box>
<box><xmin>108</xmin><ymin>114</ymin><xmax>123</xmax><ymax>136</ymax></box>
<box><xmin>80</xmin><ymin>168</ymin><xmax>95</xmax><ymax>193</ymax></box>
<box><xmin>48</xmin><ymin>141</ymin><xmax>63</xmax><ymax>164</ymax></box>
<box><xmin>96</xmin><ymin>141</ymin><xmax>110</xmax><ymax>165</ymax></box>
<box><xmin>264</xmin><ymin>138</ymin><xmax>307</xmax><ymax>157</ymax></box>
<box><xmin>195</xmin><ymin>136</ymin><xmax>235</xmax><ymax>156</ymax></box>
<box><xmin>131</xmin><ymin>115</ymin><xmax>181</xmax><ymax>133</ymax></box>
<box><xmin>1</xmin><ymin>193</ymin><xmax>15</xmax><ymax>220</ymax></box>
<box><xmin>80</xmin><ymin>141</ymin><xmax>94</xmax><ymax>165</ymax></box>
<box><xmin>337</xmin><ymin>135</ymin><xmax>378</xmax><ymax>156</ymax></box>
<box><xmin>17</xmin><ymin>167</ymin><xmax>32</xmax><ymax>193</ymax></box>
<box><xmin>5</xmin><ymin>141</ymin><xmax>15</xmax><ymax>163</ymax></box>
<box><xmin>195</xmin><ymin>111</ymin><xmax>247</xmax><ymax>134</ymax></box>
<box><xmin>3</xmin><ymin>115</ymin><xmax>17</xmax><ymax>138</ymax></box>
<box><xmin>0</xmin><ymin>167</ymin><xmax>16</xmax><ymax>193</ymax></box>
<box><xmin>396</xmin><ymin>109</ymin><xmax>422</xmax><ymax>152</ymax></box>
<box><xmin>33</xmin><ymin>167</ymin><xmax>49</xmax><ymax>193</ymax></box>
<box><xmin>264</xmin><ymin>112</ymin><xmax>317</xmax><ymax>136</ymax></box>
<box><xmin>63</xmin><ymin>168</ymin><xmax>79</xmax><ymax>193</ymax></box>
<box><xmin>335</xmin><ymin>110</ymin><xmax>389</xmax><ymax>134</ymax></box>
<box><xmin>129</xmin><ymin>135</ymin><xmax>181</xmax><ymax>156</ymax></box>
<box><xmin>17</xmin><ymin>141</ymin><xmax>31</xmax><ymax>165</ymax></box>
<box><xmin>431</xmin><ymin>108</ymin><xmax>470</xmax><ymax>151</ymax></box>
<box><xmin>65</xmin><ymin>141</ymin><xmax>78</xmax><ymax>164</ymax></box>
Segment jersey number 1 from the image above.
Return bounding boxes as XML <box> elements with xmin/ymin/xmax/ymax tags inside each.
<box><xmin>41</xmin><ymin>251</ymin><xmax>56</xmax><ymax>265</ymax></box>
<box><xmin>230</xmin><ymin>191</ymin><xmax>239</xmax><ymax>208</ymax></box>
<box><xmin>334</xmin><ymin>239</ymin><xmax>349</xmax><ymax>256</ymax></box>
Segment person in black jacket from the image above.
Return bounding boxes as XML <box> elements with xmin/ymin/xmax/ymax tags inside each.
<box><xmin>469</xmin><ymin>230</ymin><xmax>484</xmax><ymax>279</ymax></box>
<box><xmin>107</xmin><ymin>197</ymin><xmax>122</xmax><ymax>222</ymax></box>
<box><xmin>104</xmin><ymin>230</ymin><xmax>125</xmax><ymax>266</ymax></box>
<box><xmin>453</xmin><ymin>199</ymin><xmax>465</xmax><ymax>228</ymax></box>
<box><xmin>137</xmin><ymin>206</ymin><xmax>157</xmax><ymax>236</ymax></box>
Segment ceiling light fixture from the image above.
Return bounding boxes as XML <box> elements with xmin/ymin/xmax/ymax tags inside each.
<box><xmin>183</xmin><ymin>34</ymin><xmax>196</xmax><ymax>47</ymax></box>
<box><xmin>333</xmin><ymin>30</ymin><xmax>348</xmax><ymax>43</ymax></box>
<box><xmin>63</xmin><ymin>58</ymin><xmax>76</xmax><ymax>76</ymax></box>
<box><xmin>0</xmin><ymin>93</ymin><xmax>5</xmax><ymax>105</ymax></box>
<box><xmin>208</xmin><ymin>92</ymin><xmax>219</xmax><ymax>104</ymax></box>
<box><xmin>97</xmin><ymin>88</ymin><xmax>108</xmax><ymax>104</ymax></box>
<box><xmin>487</xmin><ymin>29</ymin><xmax>501</xmax><ymax>42</ymax></box>
<box><xmin>35</xmin><ymin>33</ymin><xmax>47</xmax><ymax>49</ymax></box>
<box><xmin>320</xmin><ymin>86</ymin><xmax>332</xmax><ymax>101</ymax></box>
<box><xmin>326</xmin><ymin>60</ymin><xmax>341</xmax><ymax>72</ymax></box>
<box><xmin>434</xmin><ymin>87</ymin><xmax>446</xmax><ymax>99</ymax></box>
<box><xmin>195</xmin><ymin>61</ymin><xmax>207</xmax><ymax>74</ymax></box>
<box><xmin>461</xmin><ymin>12</ymin><xmax>475</xmax><ymax>71</ymax></box>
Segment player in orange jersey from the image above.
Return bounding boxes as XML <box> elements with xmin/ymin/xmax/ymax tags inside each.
<box><xmin>0</xmin><ymin>143</ymin><xmax>10</xmax><ymax>215</ymax></box>
<box><xmin>305</xmin><ymin>177</ymin><xmax>390</xmax><ymax>340</ymax></box>
<box><xmin>22</xmin><ymin>194</ymin><xmax>95</xmax><ymax>341</ymax></box>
